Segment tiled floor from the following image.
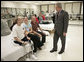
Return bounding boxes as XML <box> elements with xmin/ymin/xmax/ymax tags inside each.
<box><xmin>26</xmin><ymin>25</ymin><xmax>83</xmax><ymax>61</ymax></box>
<box><xmin>69</xmin><ymin>20</ymin><xmax>83</xmax><ymax>25</ymax></box>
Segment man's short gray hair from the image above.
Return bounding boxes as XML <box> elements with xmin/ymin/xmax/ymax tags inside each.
<box><xmin>56</xmin><ymin>3</ymin><xmax>62</xmax><ymax>8</ymax></box>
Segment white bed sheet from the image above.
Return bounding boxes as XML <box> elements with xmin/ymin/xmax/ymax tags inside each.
<box><xmin>1</xmin><ymin>34</ymin><xmax>32</xmax><ymax>61</ymax></box>
<box><xmin>39</xmin><ymin>23</ymin><xmax>54</xmax><ymax>31</ymax></box>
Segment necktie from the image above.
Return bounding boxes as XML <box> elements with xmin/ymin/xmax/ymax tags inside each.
<box><xmin>57</xmin><ymin>12</ymin><xmax>59</xmax><ymax>19</ymax></box>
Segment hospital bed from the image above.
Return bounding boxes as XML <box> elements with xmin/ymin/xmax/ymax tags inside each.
<box><xmin>29</xmin><ymin>20</ymin><xmax>54</xmax><ymax>31</ymax></box>
<box><xmin>1</xmin><ymin>33</ymin><xmax>32</xmax><ymax>61</ymax></box>
<box><xmin>39</xmin><ymin>20</ymin><xmax>54</xmax><ymax>32</ymax></box>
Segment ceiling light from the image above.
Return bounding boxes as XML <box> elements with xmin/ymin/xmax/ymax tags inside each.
<box><xmin>51</xmin><ymin>1</ymin><xmax>56</xmax><ymax>3</ymax></box>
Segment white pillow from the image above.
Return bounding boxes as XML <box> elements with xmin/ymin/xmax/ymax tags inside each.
<box><xmin>38</xmin><ymin>29</ymin><xmax>50</xmax><ymax>36</ymax></box>
<box><xmin>43</xmin><ymin>31</ymin><xmax>50</xmax><ymax>36</ymax></box>
<box><xmin>1</xmin><ymin>19</ymin><xmax>11</xmax><ymax>36</ymax></box>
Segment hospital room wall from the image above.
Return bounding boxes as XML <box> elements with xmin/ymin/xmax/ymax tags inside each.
<box><xmin>40</xmin><ymin>2</ymin><xmax>83</xmax><ymax>15</ymax></box>
<box><xmin>81</xmin><ymin>2</ymin><xmax>83</xmax><ymax>14</ymax></box>
<box><xmin>1</xmin><ymin>1</ymin><xmax>83</xmax><ymax>17</ymax></box>
<box><xmin>1</xmin><ymin>1</ymin><xmax>40</xmax><ymax>16</ymax></box>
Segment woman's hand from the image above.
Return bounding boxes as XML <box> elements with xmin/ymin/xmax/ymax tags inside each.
<box><xmin>24</xmin><ymin>42</ymin><xmax>28</xmax><ymax>45</ymax></box>
<box><xmin>24</xmin><ymin>31</ymin><xmax>29</xmax><ymax>36</ymax></box>
<box><xmin>26</xmin><ymin>31</ymin><xmax>29</xmax><ymax>35</ymax></box>
<box><xmin>22</xmin><ymin>41</ymin><xmax>28</xmax><ymax>45</ymax></box>
<box><xmin>27</xmin><ymin>37</ymin><xmax>31</xmax><ymax>40</ymax></box>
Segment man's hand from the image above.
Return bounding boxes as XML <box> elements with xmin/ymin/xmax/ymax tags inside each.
<box><xmin>38</xmin><ymin>34</ymin><xmax>42</xmax><ymax>37</ymax></box>
<box><xmin>32</xmin><ymin>30</ymin><xmax>42</xmax><ymax>37</ymax></box>
<box><xmin>63</xmin><ymin>32</ymin><xmax>66</xmax><ymax>36</ymax></box>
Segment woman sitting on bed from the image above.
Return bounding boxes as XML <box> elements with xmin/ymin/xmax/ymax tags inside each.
<box><xmin>11</xmin><ymin>16</ymin><xmax>37</xmax><ymax>60</ymax></box>
<box><xmin>11</xmin><ymin>17</ymin><xmax>29</xmax><ymax>45</ymax></box>
<box><xmin>21</xmin><ymin>17</ymin><xmax>43</xmax><ymax>53</ymax></box>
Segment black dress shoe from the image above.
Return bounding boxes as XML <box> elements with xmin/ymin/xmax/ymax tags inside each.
<box><xmin>50</xmin><ymin>49</ymin><xmax>57</xmax><ymax>53</ymax></box>
<box><xmin>33</xmin><ymin>50</ymin><xmax>37</xmax><ymax>53</ymax></box>
<box><xmin>58</xmin><ymin>51</ymin><xmax>64</xmax><ymax>54</ymax></box>
<box><xmin>38</xmin><ymin>47</ymin><xmax>42</xmax><ymax>50</ymax></box>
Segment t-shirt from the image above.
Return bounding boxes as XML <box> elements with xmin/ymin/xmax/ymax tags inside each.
<box><xmin>12</xmin><ymin>24</ymin><xmax>25</xmax><ymax>40</ymax></box>
<box><xmin>21</xmin><ymin>22</ymin><xmax>32</xmax><ymax>32</ymax></box>
<box><xmin>42</xmin><ymin>15</ymin><xmax>46</xmax><ymax>20</ymax></box>
<box><xmin>31</xmin><ymin>21</ymin><xmax>40</xmax><ymax>31</ymax></box>
<box><xmin>35</xmin><ymin>17</ymin><xmax>39</xmax><ymax>24</ymax></box>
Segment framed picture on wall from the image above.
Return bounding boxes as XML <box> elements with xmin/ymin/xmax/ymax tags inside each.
<box><xmin>26</xmin><ymin>8</ymin><xmax>30</xmax><ymax>15</ymax></box>
<box><xmin>16</xmin><ymin>8</ymin><xmax>20</xmax><ymax>15</ymax></box>
<box><xmin>1</xmin><ymin>7</ymin><xmax>7</xmax><ymax>15</ymax></box>
<box><xmin>1</xmin><ymin>8</ymin><xmax>5</xmax><ymax>14</ymax></box>
<box><xmin>19</xmin><ymin>8</ymin><xmax>25</xmax><ymax>16</ymax></box>
<box><xmin>11</xmin><ymin>8</ymin><xmax>16</xmax><ymax>15</ymax></box>
<box><xmin>7</xmin><ymin>8</ymin><xmax>12</xmax><ymax>14</ymax></box>
<box><xmin>41</xmin><ymin>5</ymin><xmax>48</xmax><ymax>13</ymax></box>
<box><xmin>16</xmin><ymin>8</ymin><xmax>25</xmax><ymax>16</ymax></box>
<box><xmin>49</xmin><ymin>4</ymin><xmax>55</xmax><ymax>14</ymax></box>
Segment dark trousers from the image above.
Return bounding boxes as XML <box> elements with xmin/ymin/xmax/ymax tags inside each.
<box><xmin>36</xmin><ymin>31</ymin><xmax>46</xmax><ymax>43</ymax></box>
<box><xmin>53</xmin><ymin>31</ymin><xmax>66</xmax><ymax>51</ymax></box>
<box><xmin>27</xmin><ymin>33</ymin><xmax>43</xmax><ymax>52</ymax></box>
<box><xmin>14</xmin><ymin>36</ymin><xmax>31</xmax><ymax>46</ymax></box>
<box><xmin>14</xmin><ymin>33</ymin><xmax>43</xmax><ymax>52</ymax></box>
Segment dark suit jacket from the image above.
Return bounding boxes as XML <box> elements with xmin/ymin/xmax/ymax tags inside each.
<box><xmin>54</xmin><ymin>10</ymin><xmax>69</xmax><ymax>35</ymax></box>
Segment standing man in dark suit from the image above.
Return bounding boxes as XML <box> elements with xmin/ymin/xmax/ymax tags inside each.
<box><xmin>50</xmin><ymin>3</ymin><xmax>69</xmax><ymax>54</ymax></box>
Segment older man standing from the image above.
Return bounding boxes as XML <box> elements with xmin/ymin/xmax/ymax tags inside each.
<box><xmin>50</xmin><ymin>3</ymin><xmax>69</xmax><ymax>54</ymax></box>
